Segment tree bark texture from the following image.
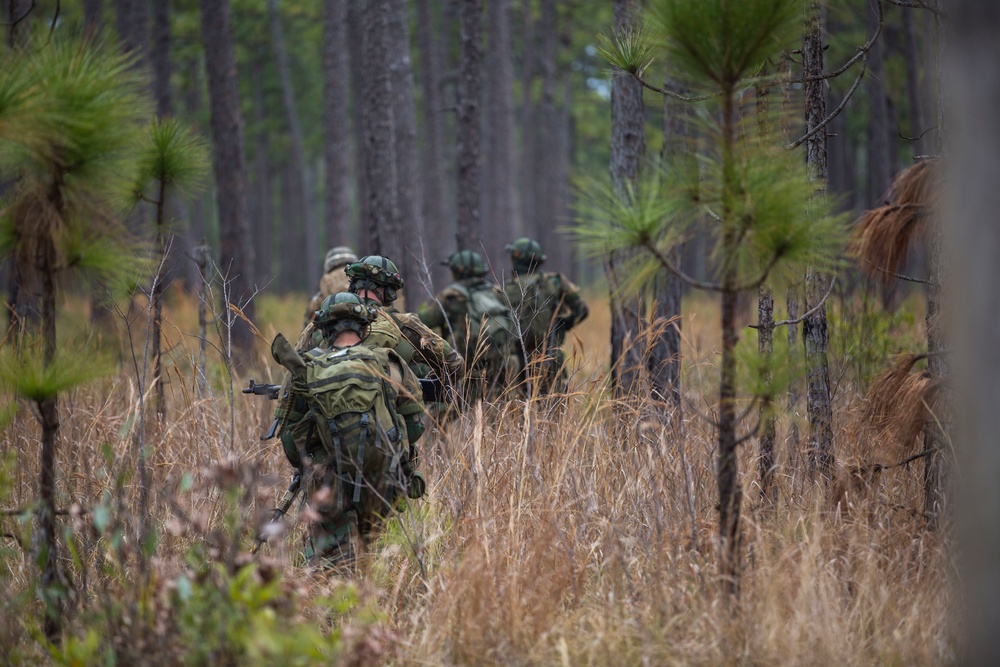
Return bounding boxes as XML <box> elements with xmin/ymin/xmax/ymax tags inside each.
<box><xmin>251</xmin><ymin>48</ymin><xmax>273</xmax><ymax>283</ymax></box>
<box><xmin>755</xmin><ymin>77</ymin><xmax>776</xmax><ymax>504</ymax></box>
<box><xmin>518</xmin><ymin>0</ymin><xmax>537</xmax><ymax>245</ymax></box>
<box><xmin>482</xmin><ymin>0</ymin><xmax>518</xmax><ymax>269</ymax></box>
<box><xmin>609</xmin><ymin>0</ymin><xmax>646</xmax><ymax>396</ymax></box>
<box><xmin>803</xmin><ymin>3</ymin><xmax>835</xmax><ymax>480</ymax></box>
<box><xmin>200</xmin><ymin>0</ymin><xmax>257</xmax><ymax>352</ymax></box>
<box><xmin>901</xmin><ymin>7</ymin><xmax>927</xmax><ymax>157</ymax></box>
<box><xmin>455</xmin><ymin>0</ymin><xmax>483</xmax><ymax>253</ymax></box>
<box><xmin>651</xmin><ymin>75</ymin><xmax>687</xmax><ymax>408</ymax></box>
<box><xmin>950</xmin><ymin>3</ymin><xmax>1000</xmax><ymax>660</ymax></box>
<box><xmin>269</xmin><ymin>0</ymin><xmax>318</xmax><ymax>292</ymax></box>
<box><xmin>534</xmin><ymin>0</ymin><xmax>562</xmax><ymax>267</ymax></box>
<box><xmin>415</xmin><ymin>0</ymin><xmax>450</xmax><ymax>289</ymax></box>
<box><xmin>388</xmin><ymin>0</ymin><xmax>425</xmax><ymax>303</ymax></box>
<box><xmin>151</xmin><ymin>0</ymin><xmax>172</xmax><ymax>118</ymax></box>
<box><xmin>348</xmin><ymin>0</ymin><xmax>370</xmax><ymax>252</ymax></box>
<box><xmin>363</xmin><ymin>1</ymin><xmax>401</xmax><ymax>265</ymax></box>
<box><xmin>323</xmin><ymin>0</ymin><xmax>352</xmax><ymax>253</ymax></box>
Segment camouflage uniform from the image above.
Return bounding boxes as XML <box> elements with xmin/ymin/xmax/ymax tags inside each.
<box><xmin>503</xmin><ymin>238</ymin><xmax>588</xmax><ymax>394</ymax></box>
<box><xmin>303</xmin><ymin>246</ymin><xmax>357</xmax><ymax>326</ymax></box>
<box><xmin>274</xmin><ymin>293</ymin><xmax>425</xmax><ymax>573</ymax></box>
<box><xmin>418</xmin><ymin>251</ymin><xmax>519</xmax><ymax>402</ymax></box>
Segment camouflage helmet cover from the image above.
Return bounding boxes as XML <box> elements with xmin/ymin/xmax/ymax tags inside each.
<box><xmin>323</xmin><ymin>246</ymin><xmax>358</xmax><ymax>273</ymax></box>
<box><xmin>443</xmin><ymin>249</ymin><xmax>487</xmax><ymax>278</ymax></box>
<box><xmin>505</xmin><ymin>237</ymin><xmax>546</xmax><ymax>264</ymax></box>
<box><xmin>314</xmin><ymin>292</ymin><xmax>377</xmax><ymax>340</ymax></box>
<box><xmin>346</xmin><ymin>255</ymin><xmax>405</xmax><ymax>304</ymax></box>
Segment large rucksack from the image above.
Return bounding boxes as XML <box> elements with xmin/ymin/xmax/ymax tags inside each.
<box><xmin>283</xmin><ymin>345</ymin><xmax>408</xmax><ymax>507</ymax></box>
<box><xmin>504</xmin><ymin>272</ymin><xmax>562</xmax><ymax>351</ymax></box>
<box><xmin>452</xmin><ymin>282</ymin><xmax>514</xmax><ymax>361</ymax></box>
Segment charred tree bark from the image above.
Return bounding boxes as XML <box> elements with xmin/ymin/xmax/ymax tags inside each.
<box><xmin>803</xmin><ymin>2</ymin><xmax>835</xmax><ymax>480</ymax></box>
<box><xmin>415</xmin><ymin>0</ymin><xmax>449</xmax><ymax>288</ymax></box>
<box><xmin>269</xmin><ymin>0</ymin><xmax>318</xmax><ymax>291</ymax></box>
<box><xmin>348</xmin><ymin>0</ymin><xmax>369</xmax><ymax>252</ymax></box>
<box><xmin>200</xmin><ymin>0</ymin><xmax>257</xmax><ymax>352</ymax></box>
<box><xmin>455</xmin><ymin>0</ymin><xmax>483</xmax><ymax>252</ymax></box>
<box><xmin>388</xmin><ymin>0</ymin><xmax>425</xmax><ymax>303</ymax></box>
<box><xmin>363</xmin><ymin>1</ymin><xmax>400</xmax><ymax>263</ymax></box>
<box><xmin>609</xmin><ymin>0</ymin><xmax>646</xmax><ymax>396</ymax></box>
<box><xmin>323</xmin><ymin>0</ymin><xmax>351</xmax><ymax>251</ymax></box>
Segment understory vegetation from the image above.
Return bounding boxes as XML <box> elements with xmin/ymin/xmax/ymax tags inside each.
<box><xmin>0</xmin><ymin>291</ymin><xmax>955</xmax><ymax>666</ymax></box>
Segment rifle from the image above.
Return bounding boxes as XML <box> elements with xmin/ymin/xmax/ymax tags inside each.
<box><xmin>243</xmin><ymin>380</ymin><xmax>282</xmax><ymax>440</ymax></box>
<box><xmin>251</xmin><ymin>469</ymin><xmax>302</xmax><ymax>555</ymax></box>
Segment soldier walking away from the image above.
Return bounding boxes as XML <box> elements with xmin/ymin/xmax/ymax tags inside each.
<box><xmin>271</xmin><ymin>292</ymin><xmax>426</xmax><ymax>573</ymax></box>
<box><xmin>418</xmin><ymin>250</ymin><xmax>521</xmax><ymax>403</ymax></box>
<box><xmin>303</xmin><ymin>246</ymin><xmax>358</xmax><ymax>326</ymax></box>
<box><xmin>503</xmin><ymin>238</ymin><xmax>589</xmax><ymax>395</ymax></box>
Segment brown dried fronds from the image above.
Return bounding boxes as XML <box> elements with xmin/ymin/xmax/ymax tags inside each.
<box><xmin>862</xmin><ymin>353</ymin><xmax>941</xmax><ymax>463</ymax></box>
<box><xmin>852</xmin><ymin>159</ymin><xmax>941</xmax><ymax>284</ymax></box>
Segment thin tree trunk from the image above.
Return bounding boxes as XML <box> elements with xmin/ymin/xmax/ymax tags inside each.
<box><xmin>609</xmin><ymin>0</ymin><xmax>646</xmax><ymax>396</ymax></box>
<box><xmin>482</xmin><ymin>0</ymin><xmax>518</xmax><ymax>267</ymax></box>
<box><xmin>200</xmin><ymin>0</ymin><xmax>257</xmax><ymax>352</ymax></box>
<box><xmin>756</xmin><ymin>75</ymin><xmax>777</xmax><ymax>504</ymax></box>
<box><xmin>347</xmin><ymin>0</ymin><xmax>369</xmax><ymax>252</ymax></box>
<box><xmin>902</xmin><ymin>7</ymin><xmax>927</xmax><ymax>157</ymax></box>
<box><xmin>534</xmin><ymin>0</ymin><xmax>560</xmax><ymax>265</ymax></box>
<box><xmin>415</xmin><ymin>0</ymin><xmax>449</xmax><ymax>288</ymax></box>
<box><xmin>269</xmin><ymin>0</ymin><xmax>319</xmax><ymax>291</ymax></box>
<box><xmin>803</xmin><ymin>2</ymin><xmax>835</xmax><ymax>480</ymax></box>
<box><xmin>518</xmin><ymin>0</ymin><xmax>536</xmax><ymax>242</ymax></box>
<box><xmin>323</xmin><ymin>0</ymin><xmax>351</xmax><ymax>252</ymax></box>
<box><xmin>388</xmin><ymin>0</ymin><xmax>425</xmax><ymax>303</ymax></box>
<box><xmin>651</xmin><ymin>74</ymin><xmax>686</xmax><ymax>409</ymax></box>
<box><xmin>38</xmin><ymin>238</ymin><xmax>61</xmax><ymax>641</ymax></box>
<box><xmin>867</xmin><ymin>1</ymin><xmax>892</xmax><ymax>205</ymax></box>
<box><xmin>363</xmin><ymin>0</ymin><xmax>400</xmax><ymax>263</ymax></box>
<box><xmin>251</xmin><ymin>48</ymin><xmax>273</xmax><ymax>284</ymax></box>
<box><xmin>455</xmin><ymin>0</ymin><xmax>483</xmax><ymax>252</ymax></box>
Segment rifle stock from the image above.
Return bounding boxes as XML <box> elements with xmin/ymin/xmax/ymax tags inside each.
<box><xmin>251</xmin><ymin>470</ymin><xmax>302</xmax><ymax>555</ymax></box>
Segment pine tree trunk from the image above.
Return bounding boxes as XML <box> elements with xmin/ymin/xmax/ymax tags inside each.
<box><xmin>867</xmin><ymin>2</ymin><xmax>892</xmax><ymax>205</ymax></box>
<box><xmin>415</xmin><ymin>0</ymin><xmax>449</xmax><ymax>288</ymax></box>
<box><xmin>518</xmin><ymin>0</ymin><xmax>536</xmax><ymax>242</ymax></box>
<box><xmin>651</xmin><ymin>75</ymin><xmax>686</xmax><ymax>408</ymax></box>
<box><xmin>482</xmin><ymin>0</ymin><xmax>518</xmax><ymax>266</ymax></box>
<box><xmin>151</xmin><ymin>0</ymin><xmax>171</xmax><ymax>118</ymax></box>
<box><xmin>269</xmin><ymin>0</ymin><xmax>318</xmax><ymax>292</ymax></box>
<box><xmin>348</xmin><ymin>0</ymin><xmax>369</xmax><ymax>252</ymax></box>
<box><xmin>902</xmin><ymin>7</ymin><xmax>927</xmax><ymax>157</ymax></box>
<box><xmin>200</xmin><ymin>0</ymin><xmax>257</xmax><ymax>352</ymax></box>
<box><xmin>363</xmin><ymin>0</ymin><xmax>400</xmax><ymax>263</ymax></box>
<box><xmin>609</xmin><ymin>0</ymin><xmax>646</xmax><ymax>396</ymax></box>
<box><xmin>455</xmin><ymin>0</ymin><xmax>483</xmax><ymax>252</ymax></box>
<box><xmin>388</xmin><ymin>0</ymin><xmax>425</xmax><ymax>303</ymax></box>
<box><xmin>803</xmin><ymin>2</ymin><xmax>835</xmax><ymax>480</ymax></box>
<box><xmin>323</xmin><ymin>0</ymin><xmax>351</xmax><ymax>252</ymax></box>
<box><xmin>251</xmin><ymin>48</ymin><xmax>273</xmax><ymax>283</ymax></box>
<box><xmin>534</xmin><ymin>0</ymin><xmax>560</xmax><ymax>264</ymax></box>
<box><xmin>755</xmin><ymin>77</ymin><xmax>776</xmax><ymax>504</ymax></box>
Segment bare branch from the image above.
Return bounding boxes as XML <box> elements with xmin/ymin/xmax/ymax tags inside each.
<box><xmin>772</xmin><ymin>276</ymin><xmax>836</xmax><ymax>328</ymax></box>
<box><xmin>864</xmin><ymin>260</ymin><xmax>935</xmax><ymax>285</ymax></box>
<box><xmin>641</xmin><ymin>238</ymin><xmax>727</xmax><ymax>292</ymax></box>
<box><xmin>786</xmin><ymin>54</ymin><xmax>866</xmax><ymax>150</ymax></box>
<box><xmin>885</xmin><ymin>0</ymin><xmax>945</xmax><ymax>16</ymax></box>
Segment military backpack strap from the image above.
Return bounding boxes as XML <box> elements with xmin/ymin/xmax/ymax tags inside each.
<box><xmin>352</xmin><ymin>412</ymin><xmax>370</xmax><ymax>503</ymax></box>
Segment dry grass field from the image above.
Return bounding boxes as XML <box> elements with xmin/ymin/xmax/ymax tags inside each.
<box><xmin>0</xmin><ymin>288</ymin><xmax>955</xmax><ymax>665</ymax></box>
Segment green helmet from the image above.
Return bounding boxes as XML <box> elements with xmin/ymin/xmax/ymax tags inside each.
<box><xmin>346</xmin><ymin>255</ymin><xmax>405</xmax><ymax>304</ymax></box>
<box><xmin>443</xmin><ymin>250</ymin><xmax>487</xmax><ymax>279</ymax></box>
<box><xmin>323</xmin><ymin>246</ymin><xmax>357</xmax><ymax>273</ymax></box>
<box><xmin>506</xmin><ymin>237</ymin><xmax>546</xmax><ymax>271</ymax></box>
<box><xmin>313</xmin><ymin>292</ymin><xmax>377</xmax><ymax>341</ymax></box>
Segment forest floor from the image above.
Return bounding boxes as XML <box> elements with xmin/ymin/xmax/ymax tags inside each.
<box><xmin>0</xmin><ymin>288</ymin><xmax>955</xmax><ymax>665</ymax></box>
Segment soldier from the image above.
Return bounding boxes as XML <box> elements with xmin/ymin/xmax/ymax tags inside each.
<box><xmin>272</xmin><ymin>292</ymin><xmax>425</xmax><ymax>572</ymax></box>
<box><xmin>503</xmin><ymin>237</ymin><xmax>589</xmax><ymax>394</ymax></box>
<box><xmin>418</xmin><ymin>250</ymin><xmax>519</xmax><ymax>402</ymax></box>
<box><xmin>303</xmin><ymin>246</ymin><xmax>358</xmax><ymax>326</ymax></box>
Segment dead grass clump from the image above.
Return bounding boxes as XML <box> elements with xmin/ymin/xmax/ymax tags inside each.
<box><xmin>862</xmin><ymin>353</ymin><xmax>940</xmax><ymax>462</ymax></box>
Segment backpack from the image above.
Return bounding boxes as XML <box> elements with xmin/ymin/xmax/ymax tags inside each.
<box><xmin>284</xmin><ymin>345</ymin><xmax>407</xmax><ymax>507</ymax></box>
<box><xmin>504</xmin><ymin>272</ymin><xmax>562</xmax><ymax>351</ymax></box>
<box><xmin>452</xmin><ymin>283</ymin><xmax>514</xmax><ymax>361</ymax></box>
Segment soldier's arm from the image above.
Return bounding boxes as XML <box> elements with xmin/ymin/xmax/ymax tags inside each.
<box><xmin>399</xmin><ymin>313</ymin><xmax>466</xmax><ymax>381</ymax></box>
<box><xmin>557</xmin><ymin>274</ymin><xmax>589</xmax><ymax>328</ymax></box>
<box><xmin>417</xmin><ymin>297</ymin><xmax>446</xmax><ymax>332</ymax></box>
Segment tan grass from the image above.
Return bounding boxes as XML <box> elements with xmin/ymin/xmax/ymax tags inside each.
<box><xmin>0</xmin><ymin>291</ymin><xmax>956</xmax><ymax>665</ymax></box>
